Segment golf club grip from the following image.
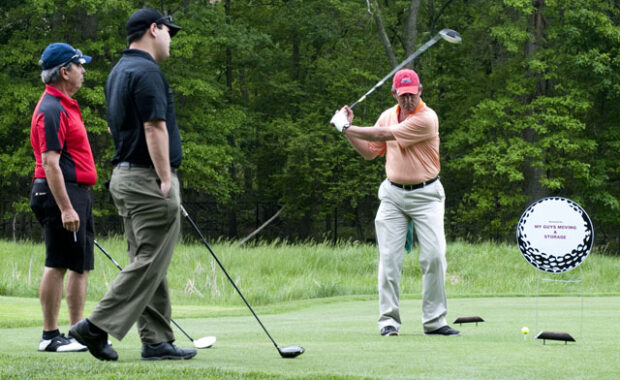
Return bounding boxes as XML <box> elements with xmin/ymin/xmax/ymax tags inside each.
<box><xmin>180</xmin><ymin>205</ymin><xmax>281</xmax><ymax>350</ymax></box>
<box><xmin>93</xmin><ymin>240</ymin><xmax>195</xmax><ymax>343</ymax></box>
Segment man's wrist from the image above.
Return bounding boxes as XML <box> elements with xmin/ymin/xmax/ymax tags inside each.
<box><xmin>342</xmin><ymin>123</ymin><xmax>350</xmax><ymax>133</ymax></box>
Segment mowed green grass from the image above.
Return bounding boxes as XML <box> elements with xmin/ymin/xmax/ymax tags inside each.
<box><xmin>1</xmin><ymin>239</ymin><xmax>619</xmax><ymax>378</ymax></box>
<box><xmin>1</xmin><ymin>296</ymin><xmax>619</xmax><ymax>379</ymax></box>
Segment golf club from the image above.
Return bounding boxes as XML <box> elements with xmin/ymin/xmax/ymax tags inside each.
<box><xmin>93</xmin><ymin>240</ymin><xmax>216</xmax><ymax>349</ymax></box>
<box><xmin>350</xmin><ymin>28</ymin><xmax>461</xmax><ymax>109</ymax></box>
<box><xmin>179</xmin><ymin>205</ymin><xmax>305</xmax><ymax>359</ymax></box>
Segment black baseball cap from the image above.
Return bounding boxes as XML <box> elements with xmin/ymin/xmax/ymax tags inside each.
<box><xmin>126</xmin><ymin>8</ymin><xmax>182</xmax><ymax>38</ymax></box>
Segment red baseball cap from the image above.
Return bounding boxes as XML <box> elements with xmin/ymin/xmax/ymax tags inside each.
<box><xmin>392</xmin><ymin>69</ymin><xmax>420</xmax><ymax>96</ymax></box>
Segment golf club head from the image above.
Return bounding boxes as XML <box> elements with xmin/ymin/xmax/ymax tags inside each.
<box><xmin>193</xmin><ymin>336</ymin><xmax>216</xmax><ymax>349</ymax></box>
<box><xmin>439</xmin><ymin>29</ymin><xmax>462</xmax><ymax>44</ymax></box>
<box><xmin>278</xmin><ymin>345</ymin><xmax>305</xmax><ymax>358</ymax></box>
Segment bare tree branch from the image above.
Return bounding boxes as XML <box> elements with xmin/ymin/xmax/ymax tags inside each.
<box><xmin>368</xmin><ymin>0</ymin><xmax>398</xmax><ymax>68</ymax></box>
<box><xmin>238</xmin><ymin>207</ymin><xmax>285</xmax><ymax>246</ymax></box>
<box><xmin>430</xmin><ymin>0</ymin><xmax>458</xmax><ymax>31</ymax></box>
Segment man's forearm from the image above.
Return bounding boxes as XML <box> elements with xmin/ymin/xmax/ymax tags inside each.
<box><xmin>42</xmin><ymin>152</ymin><xmax>73</xmax><ymax>213</ymax></box>
<box><xmin>344</xmin><ymin>132</ymin><xmax>378</xmax><ymax>160</ymax></box>
<box><xmin>344</xmin><ymin>125</ymin><xmax>394</xmax><ymax>142</ymax></box>
<box><xmin>41</xmin><ymin>150</ymin><xmax>80</xmax><ymax>232</ymax></box>
<box><xmin>144</xmin><ymin>120</ymin><xmax>171</xmax><ymax>183</ymax></box>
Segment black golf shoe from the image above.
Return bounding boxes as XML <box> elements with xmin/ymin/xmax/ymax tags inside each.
<box><xmin>380</xmin><ymin>325</ymin><xmax>399</xmax><ymax>336</ymax></box>
<box><xmin>69</xmin><ymin>319</ymin><xmax>118</xmax><ymax>361</ymax></box>
<box><xmin>425</xmin><ymin>325</ymin><xmax>461</xmax><ymax>336</ymax></box>
<box><xmin>141</xmin><ymin>342</ymin><xmax>197</xmax><ymax>360</ymax></box>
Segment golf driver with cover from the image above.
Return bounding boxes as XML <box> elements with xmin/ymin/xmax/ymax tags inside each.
<box><xmin>349</xmin><ymin>28</ymin><xmax>461</xmax><ymax>109</ymax></box>
<box><xmin>93</xmin><ymin>240</ymin><xmax>216</xmax><ymax>349</ymax></box>
<box><xmin>180</xmin><ymin>205</ymin><xmax>305</xmax><ymax>359</ymax></box>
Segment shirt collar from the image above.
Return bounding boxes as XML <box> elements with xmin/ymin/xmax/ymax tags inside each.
<box><xmin>122</xmin><ymin>48</ymin><xmax>157</xmax><ymax>63</ymax></box>
<box><xmin>396</xmin><ymin>99</ymin><xmax>426</xmax><ymax>118</ymax></box>
<box><xmin>45</xmin><ymin>85</ymin><xmax>78</xmax><ymax>107</ymax></box>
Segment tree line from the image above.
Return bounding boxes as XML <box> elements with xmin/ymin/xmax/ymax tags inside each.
<box><xmin>1</xmin><ymin>0</ymin><xmax>618</xmax><ymax>252</ymax></box>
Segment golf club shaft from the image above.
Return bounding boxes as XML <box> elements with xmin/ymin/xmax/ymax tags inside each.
<box><xmin>93</xmin><ymin>240</ymin><xmax>196</xmax><ymax>344</ymax></box>
<box><xmin>179</xmin><ymin>205</ymin><xmax>281</xmax><ymax>350</ymax></box>
<box><xmin>350</xmin><ymin>33</ymin><xmax>443</xmax><ymax>109</ymax></box>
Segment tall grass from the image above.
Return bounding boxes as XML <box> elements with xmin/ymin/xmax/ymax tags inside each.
<box><xmin>1</xmin><ymin>238</ymin><xmax>618</xmax><ymax>308</ymax></box>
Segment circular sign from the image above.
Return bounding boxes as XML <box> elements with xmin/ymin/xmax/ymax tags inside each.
<box><xmin>516</xmin><ymin>197</ymin><xmax>593</xmax><ymax>273</ymax></box>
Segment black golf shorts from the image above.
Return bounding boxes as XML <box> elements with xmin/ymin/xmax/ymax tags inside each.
<box><xmin>30</xmin><ymin>180</ymin><xmax>95</xmax><ymax>273</ymax></box>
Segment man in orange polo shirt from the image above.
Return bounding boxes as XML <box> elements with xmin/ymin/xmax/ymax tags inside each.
<box><xmin>330</xmin><ymin>69</ymin><xmax>459</xmax><ymax>337</ymax></box>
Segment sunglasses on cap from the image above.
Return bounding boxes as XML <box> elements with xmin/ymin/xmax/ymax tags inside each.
<box><xmin>58</xmin><ymin>49</ymin><xmax>86</xmax><ymax>69</ymax></box>
<box><xmin>156</xmin><ymin>15</ymin><xmax>173</xmax><ymax>25</ymax></box>
<box><xmin>150</xmin><ymin>14</ymin><xmax>181</xmax><ymax>37</ymax></box>
<box><xmin>69</xmin><ymin>49</ymin><xmax>88</xmax><ymax>65</ymax></box>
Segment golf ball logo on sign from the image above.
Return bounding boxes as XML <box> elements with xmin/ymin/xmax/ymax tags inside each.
<box><xmin>516</xmin><ymin>197</ymin><xmax>593</xmax><ymax>273</ymax></box>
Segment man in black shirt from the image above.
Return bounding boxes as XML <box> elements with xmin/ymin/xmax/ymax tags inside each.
<box><xmin>71</xmin><ymin>8</ymin><xmax>195</xmax><ymax>361</ymax></box>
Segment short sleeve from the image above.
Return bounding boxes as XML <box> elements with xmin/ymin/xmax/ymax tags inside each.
<box><xmin>134</xmin><ymin>70</ymin><xmax>168</xmax><ymax>123</ymax></box>
<box><xmin>391</xmin><ymin>109</ymin><xmax>438</xmax><ymax>148</ymax></box>
<box><xmin>368</xmin><ymin>141</ymin><xmax>387</xmax><ymax>156</ymax></box>
<box><xmin>37</xmin><ymin>98</ymin><xmax>65</xmax><ymax>152</ymax></box>
<box><xmin>367</xmin><ymin>108</ymin><xmax>392</xmax><ymax>156</ymax></box>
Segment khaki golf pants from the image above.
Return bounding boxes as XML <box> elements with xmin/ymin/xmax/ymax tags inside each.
<box><xmin>89</xmin><ymin>166</ymin><xmax>180</xmax><ymax>344</ymax></box>
<box><xmin>375</xmin><ymin>178</ymin><xmax>448</xmax><ymax>333</ymax></box>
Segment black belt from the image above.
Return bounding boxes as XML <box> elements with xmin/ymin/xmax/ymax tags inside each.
<box><xmin>116</xmin><ymin>161</ymin><xmax>178</xmax><ymax>173</ymax></box>
<box><xmin>389</xmin><ymin>176</ymin><xmax>439</xmax><ymax>191</ymax></box>
<box><xmin>33</xmin><ymin>178</ymin><xmax>88</xmax><ymax>189</ymax></box>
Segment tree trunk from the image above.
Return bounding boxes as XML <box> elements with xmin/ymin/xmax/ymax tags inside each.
<box><xmin>370</xmin><ymin>0</ymin><xmax>421</xmax><ymax>69</ymax></box>
<box><xmin>368</xmin><ymin>0</ymin><xmax>398</xmax><ymax>68</ymax></box>
<box><xmin>239</xmin><ymin>69</ymin><xmax>249</xmax><ymax>104</ymax></box>
<box><xmin>404</xmin><ymin>0</ymin><xmax>421</xmax><ymax>58</ymax></box>
<box><xmin>333</xmin><ymin>207</ymin><xmax>338</xmax><ymax>243</ymax></box>
<box><xmin>354</xmin><ymin>205</ymin><xmax>365</xmax><ymax>242</ymax></box>
<box><xmin>224</xmin><ymin>0</ymin><xmax>238</xmax><ymax>238</ymax></box>
<box><xmin>523</xmin><ymin>0</ymin><xmax>547</xmax><ymax>202</ymax></box>
<box><xmin>12</xmin><ymin>214</ymin><xmax>17</xmax><ymax>242</ymax></box>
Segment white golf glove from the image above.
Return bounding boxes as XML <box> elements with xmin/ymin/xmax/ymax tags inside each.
<box><xmin>330</xmin><ymin>110</ymin><xmax>350</xmax><ymax>132</ymax></box>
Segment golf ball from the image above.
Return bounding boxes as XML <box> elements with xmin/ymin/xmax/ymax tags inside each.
<box><xmin>521</xmin><ymin>326</ymin><xmax>529</xmax><ymax>335</ymax></box>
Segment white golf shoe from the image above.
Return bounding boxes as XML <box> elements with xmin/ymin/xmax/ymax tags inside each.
<box><xmin>38</xmin><ymin>333</ymin><xmax>88</xmax><ymax>352</ymax></box>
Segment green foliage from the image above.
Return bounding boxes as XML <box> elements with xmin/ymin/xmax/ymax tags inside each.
<box><xmin>438</xmin><ymin>0</ymin><xmax>619</xmax><ymax>243</ymax></box>
<box><xmin>0</xmin><ymin>0</ymin><xmax>617</xmax><ymax>249</ymax></box>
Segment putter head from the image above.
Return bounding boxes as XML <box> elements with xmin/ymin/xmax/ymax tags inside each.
<box><xmin>193</xmin><ymin>336</ymin><xmax>216</xmax><ymax>349</ymax></box>
<box><xmin>439</xmin><ymin>29</ymin><xmax>462</xmax><ymax>44</ymax></box>
<box><xmin>278</xmin><ymin>345</ymin><xmax>305</xmax><ymax>358</ymax></box>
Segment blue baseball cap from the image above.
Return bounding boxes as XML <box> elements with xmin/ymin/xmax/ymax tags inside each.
<box><xmin>38</xmin><ymin>43</ymin><xmax>92</xmax><ymax>70</ymax></box>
